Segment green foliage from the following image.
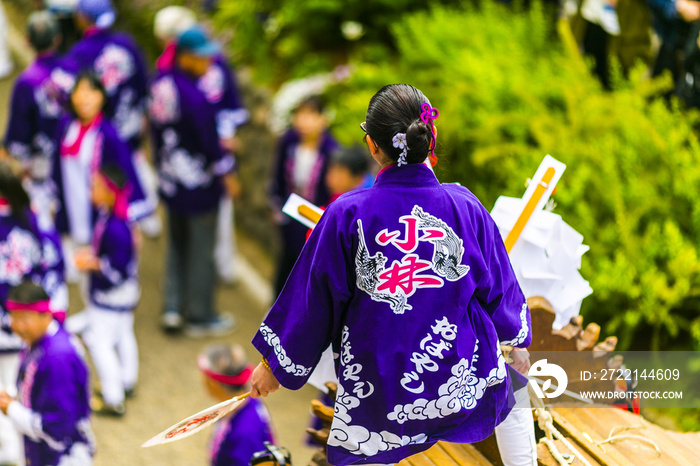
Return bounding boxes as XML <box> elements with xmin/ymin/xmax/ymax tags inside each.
<box><xmin>324</xmin><ymin>2</ymin><xmax>700</xmax><ymax>351</ymax></box>
<box><xmin>213</xmin><ymin>0</ymin><xmax>467</xmax><ymax>84</ymax></box>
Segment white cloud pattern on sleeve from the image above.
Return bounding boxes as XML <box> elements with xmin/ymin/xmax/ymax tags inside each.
<box><xmin>500</xmin><ymin>302</ymin><xmax>529</xmax><ymax>347</ymax></box>
<box><xmin>259</xmin><ymin>324</ymin><xmax>312</xmax><ymax>377</ymax></box>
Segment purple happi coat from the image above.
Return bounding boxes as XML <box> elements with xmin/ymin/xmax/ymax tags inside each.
<box><xmin>149</xmin><ymin>67</ymin><xmax>233</xmax><ymax>215</ymax></box>
<box><xmin>209</xmin><ymin>398</ymin><xmax>274</xmax><ymax>466</ymax></box>
<box><xmin>253</xmin><ymin>163</ymin><xmax>531</xmax><ymax>466</ymax></box>
<box><xmin>269</xmin><ymin>129</ymin><xmax>338</xmax><ymax>211</ymax></box>
<box><xmin>89</xmin><ymin>210</ymin><xmax>139</xmax><ymax>312</ymax></box>
<box><xmin>51</xmin><ymin>116</ymin><xmax>151</xmax><ymax>241</ymax></box>
<box><xmin>0</xmin><ymin>206</ymin><xmax>68</xmax><ymax>329</ymax></box>
<box><xmin>12</xmin><ymin>321</ymin><xmax>94</xmax><ymax>466</ymax></box>
<box><xmin>3</xmin><ymin>53</ymin><xmax>75</xmax><ymax>167</ymax></box>
<box><xmin>198</xmin><ymin>56</ymin><xmax>248</xmax><ymax>143</ymax></box>
<box><xmin>65</xmin><ymin>28</ymin><xmax>148</xmax><ymax>151</ymax></box>
<box><xmin>0</xmin><ymin>207</ymin><xmax>43</xmax><ymax>352</ymax></box>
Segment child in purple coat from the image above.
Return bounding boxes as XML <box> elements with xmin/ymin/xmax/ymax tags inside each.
<box><xmin>269</xmin><ymin>96</ymin><xmax>339</xmax><ymax>296</ymax></box>
<box><xmin>52</xmin><ymin>70</ymin><xmax>150</xmax><ymax>281</ymax></box>
<box><xmin>0</xmin><ymin>280</ymin><xmax>94</xmax><ymax>466</ymax></box>
<box><xmin>68</xmin><ymin>0</ymin><xmax>162</xmax><ymax>236</ymax></box>
<box><xmin>75</xmin><ymin>162</ymin><xmax>139</xmax><ymax>416</ymax></box>
<box><xmin>199</xmin><ymin>343</ymin><xmax>275</xmax><ymax>466</ymax></box>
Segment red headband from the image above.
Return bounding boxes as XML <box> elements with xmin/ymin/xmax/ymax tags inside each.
<box><xmin>199</xmin><ymin>356</ymin><xmax>254</xmax><ymax>387</ymax></box>
<box><xmin>5</xmin><ymin>300</ymin><xmax>52</xmax><ymax>313</ymax></box>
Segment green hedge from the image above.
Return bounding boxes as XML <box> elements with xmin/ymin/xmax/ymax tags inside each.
<box><xmin>214</xmin><ymin>0</ymin><xmax>468</xmax><ymax>85</ymax></box>
<box><xmin>322</xmin><ymin>2</ymin><xmax>700</xmax><ymax>352</ymax></box>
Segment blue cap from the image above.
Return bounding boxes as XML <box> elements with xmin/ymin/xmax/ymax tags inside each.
<box><xmin>177</xmin><ymin>26</ymin><xmax>219</xmax><ymax>57</ymax></box>
<box><xmin>77</xmin><ymin>0</ymin><xmax>115</xmax><ymax>28</ymax></box>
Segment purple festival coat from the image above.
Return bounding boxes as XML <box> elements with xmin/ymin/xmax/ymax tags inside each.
<box><xmin>14</xmin><ymin>322</ymin><xmax>94</xmax><ymax>466</ymax></box>
<box><xmin>88</xmin><ymin>210</ymin><xmax>139</xmax><ymax>312</ymax></box>
<box><xmin>269</xmin><ymin>129</ymin><xmax>338</xmax><ymax>212</ymax></box>
<box><xmin>0</xmin><ymin>208</ymin><xmax>43</xmax><ymax>352</ymax></box>
<box><xmin>209</xmin><ymin>398</ymin><xmax>274</xmax><ymax>466</ymax></box>
<box><xmin>253</xmin><ymin>163</ymin><xmax>532</xmax><ymax>466</ymax></box>
<box><xmin>0</xmin><ymin>208</ymin><xmax>67</xmax><ymax>334</ymax></box>
<box><xmin>65</xmin><ymin>28</ymin><xmax>148</xmax><ymax>151</ymax></box>
<box><xmin>198</xmin><ymin>56</ymin><xmax>249</xmax><ymax>142</ymax></box>
<box><xmin>3</xmin><ymin>53</ymin><xmax>75</xmax><ymax>165</ymax></box>
<box><xmin>149</xmin><ymin>67</ymin><xmax>233</xmax><ymax>215</ymax></box>
<box><xmin>51</xmin><ymin>116</ymin><xmax>152</xmax><ymax>238</ymax></box>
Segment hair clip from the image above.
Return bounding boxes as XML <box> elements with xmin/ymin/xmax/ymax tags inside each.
<box><xmin>420</xmin><ymin>103</ymin><xmax>439</xmax><ymax>125</ymax></box>
<box><xmin>420</xmin><ymin>103</ymin><xmax>439</xmax><ymax>156</ymax></box>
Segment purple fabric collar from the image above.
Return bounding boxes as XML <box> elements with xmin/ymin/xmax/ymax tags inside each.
<box><xmin>373</xmin><ymin>162</ymin><xmax>439</xmax><ymax>188</ymax></box>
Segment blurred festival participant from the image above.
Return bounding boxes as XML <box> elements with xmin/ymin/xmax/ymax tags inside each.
<box><xmin>154</xmin><ymin>6</ymin><xmax>249</xmax><ymax>283</ymax></box>
<box><xmin>0</xmin><ymin>161</ymin><xmax>66</xmax><ymax>463</ymax></box>
<box><xmin>149</xmin><ymin>26</ymin><xmax>237</xmax><ymax>337</ymax></box>
<box><xmin>648</xmin><ymin>0</ymin><xmax>700</xmax><ymax>83</ymax></box>
<box><xmin>0</xmin><ymin>162</ymin><xmax>44</xmax><ymax>466</ymax></box>
<box><xmin>44</xmin><ymin>0</ymin><xmax>81</xmax><ymax>54</ymax></box>
<box><xmin>679</xmin><ymin>22</ymin><xmax>700</xmax><ymax>108</ymax></box>
<box><xmin>153</xmin><ymin>5</ymin><xmax>197</xmax><ymax>72</ymax></box>
<box><xmin>52</xmin><ymin>71</ymin><xmax>148</xmax><ymax>278</ymax></box>
<box><xmin>251</xmin><ymin>84</ymin><xmax>531</xmax><ymax>466</ymax></box>
<box><xmin>199</xmin><ymin>344</ymin><xmax>275</xmax><ymax>465</ymax></box>
<box><xmin>75</xmin><ymin>163</ymin><xmax>140</xmax><ymax>416</ymax></box>
<box><xmin>573</xmin><ymin>0</ymin><xmax>652</xmax><ymax>88</ymax></box>
<box><xmin>0</xmin><ymin>280</ymin><xmax>94</xmax><ymax>466</ymax></box>
<box><xmin>4</xmin><ymin>11</ymin><xmax>75</xmax><ymax>220</ymax></box>
<box><xmin>325</xmin><ymin>144</ymin><xmax>371</xmax><ymax>205</ymax></box>
<box><xmin>67</xmin><ymin>0</ymin><xmax>160</xmax><ymax>236</ymax></box>
<box><xmin>269</xmin><ymin>96</ymin><xmax>338</xmax><ymax>296</ymax></box>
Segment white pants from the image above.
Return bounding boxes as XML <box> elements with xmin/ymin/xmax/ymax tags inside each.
<box><xmin>57</xmin><ymin>442</ymin><xmax>92</xmax><ymax>466</ymax></box>
<box><xmin>215</xmin><ymin>195</ymin><xmax>237</xmax><ymax>282</ymax></box>
<box><xmin>61</xmin><ymin>236</ymin><xmax>83</xmax><ymax>286</ymax></box>
<box><xmin>82</xmin><ymin>308</ymin><xmax>138</xmax><ymax>406</ymax></box>
<box><xmin>495</xmin><ymin>387</ymin><xmax>537</xmax><ymax>466</ymax></box>
<box><xmin>0</xmin><ymin>353</ymin><xmax>23</xmax><ymax>465</ymax></box>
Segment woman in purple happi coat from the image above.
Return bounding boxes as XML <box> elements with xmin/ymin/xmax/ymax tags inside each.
<box><xmin>250</xmin><ymin>85</ymin><xmax>532</xmax><ymax>466</ymax></box>
<box><xmin>51</xmin><ymin>71</ymin><xmax>150</xmax><ymax>251</ymax></box>
<box><xmin>0</xmin><ymin>281</ymin><xmax>94</xmax><ymax>466</ymax></box>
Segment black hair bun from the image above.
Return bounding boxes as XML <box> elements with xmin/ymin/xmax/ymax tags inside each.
<box><xmin>405</xmin><ymin>119</ymin><xmax>432</xmax><ymax>164</ymax></box>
